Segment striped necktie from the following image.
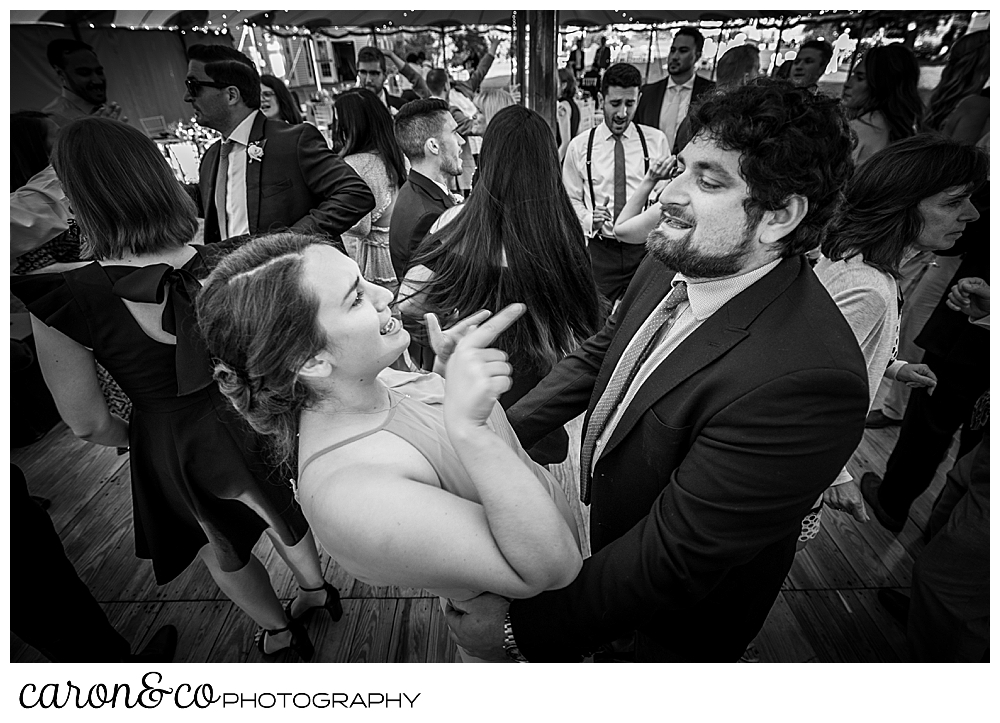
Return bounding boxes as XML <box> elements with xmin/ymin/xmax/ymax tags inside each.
<box><xmin>579</xmin><ymin>280</ymin><xmax>689</xmax><ymax>503</ymax></box>
<box><xmin>214</xmin><ymin>139</ymin><xmax>234</xmax><ymax>241</ymax></box>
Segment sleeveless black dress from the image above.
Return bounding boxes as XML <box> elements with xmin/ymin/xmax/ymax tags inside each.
<box><xmin>11</xmin><ymin>245</ymin><xmax>309</xmax><ymax>583</ymax></box>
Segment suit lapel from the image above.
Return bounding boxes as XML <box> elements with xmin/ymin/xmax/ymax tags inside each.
<box><xmin>409</xmin><ymin>170</ymin><xmax>452</xmax><ymax>209</ymax></box>
<box><xmin>598</xmin><ymin>256</ymin><xmax>802</xmax><ymax>461</ymax></box>
<box><xmin>245</xmin><ymin>113</ymin><xmax>267</xmax><ymax>234</ymax></box>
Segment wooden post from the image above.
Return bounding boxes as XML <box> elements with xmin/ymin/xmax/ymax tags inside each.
<box><xmin>526</xmin><ymin>10</ymin><xmax>557</xmax><ymax>135</ymax></box>
<box><xmin>515</xmin><ymin>10</ymin><xmax>527</xmax><ymax>103</ymax></box>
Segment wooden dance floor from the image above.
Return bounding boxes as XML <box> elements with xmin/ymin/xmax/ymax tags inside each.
<box><xmin>11</xmin><ymin>384</ymin><xmax>955</xmax><ymax>663</ymax></box>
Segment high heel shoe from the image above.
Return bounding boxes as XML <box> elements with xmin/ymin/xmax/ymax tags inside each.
<box><xmin>286</xmin><ymin>580</ymin><xmax>344</xmax><ymax>623</ymax></box>
<box><xmin>254</xmin><ymin>615</ymin><xmax>314</xmax><ymax>662</ymax></box>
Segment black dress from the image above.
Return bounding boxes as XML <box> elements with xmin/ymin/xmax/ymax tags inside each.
<box><xmin>11</xmin><ymin>246</ymin><xmax>309</xmax><ymax>584</ymax></box>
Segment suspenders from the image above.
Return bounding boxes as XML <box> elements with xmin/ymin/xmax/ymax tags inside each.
<box><xmin>585</xmin><ymin>123</ymin><xmax>650</xmax><ymax>212</ymax></box>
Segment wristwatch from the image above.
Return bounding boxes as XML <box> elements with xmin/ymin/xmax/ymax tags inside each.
<box><xmin>503</xmin><ymin>611</ymin><xmax>529</xmax><ymax>662</ymax></box>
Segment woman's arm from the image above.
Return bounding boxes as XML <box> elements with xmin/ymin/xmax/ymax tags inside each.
<box><xmin>557</xmin><ymin>101</ymin><xmax>571</xmax><ymax>163</ymax></box>
<box><xmin>30</xmin><ymin>314</ymin><xmax>129</xmax><ymax>447</ymax></box>
<box><xmin>613</xmin><ymin>154</ymin><xmax>675</xmax><ymax>245</ymax></box>
<box><xmin>396</xmin><ymin>264</ymin><xmax>433</xmax><ymax>316</ymax></box>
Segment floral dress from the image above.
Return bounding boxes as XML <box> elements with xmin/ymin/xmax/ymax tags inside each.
<box><xmin>342</xmin><ymin>152</ymin><xmax>398</xmax><ymax>289</ymax></box>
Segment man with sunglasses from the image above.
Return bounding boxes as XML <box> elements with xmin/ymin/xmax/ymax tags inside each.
<box><xmin>185</xmin><ymin>45</ymin><xmax>374</xmax><ymax>248</ymax></box>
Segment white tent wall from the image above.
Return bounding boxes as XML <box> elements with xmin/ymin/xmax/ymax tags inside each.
<box><xmin>11</xmin><ymin>25</ymin><xmax>232</xmax><ymax>127</ymax></box>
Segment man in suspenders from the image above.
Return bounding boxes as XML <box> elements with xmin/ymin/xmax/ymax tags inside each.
<box><xmin>562</xmin><ymin>63</ymin><xmax>667</xmax><ymax>304</ymax></box>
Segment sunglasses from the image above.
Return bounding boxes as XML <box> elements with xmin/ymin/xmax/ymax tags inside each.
<box><xmin>185</xmin><ymin>78</ymin><xmax>232</xmax><ymax>96</ymax></box>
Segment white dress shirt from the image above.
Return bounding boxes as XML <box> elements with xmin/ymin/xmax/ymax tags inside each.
<box><xmin>658</xmin><ymin>75</ymin><xmax>696</xmax><ymax>151</ymax></box>
<box><xmin>10</xmin><ymin>165</ymin><xmax>72</xmax><ymax>266</ymax></box>
<box><xmin>592</xmin><ymin>259</ymin><xmax>782</xmax><ymax>472</ymax></box>
<box><xmin>219</xmin><ymin>110</ymin><xmax>259</xmax><ymax>239</ymax></box>
<box><xmin>562</xmin><ymin>120</ymin><xmax>666</xmax><ymax>239</ymax></box>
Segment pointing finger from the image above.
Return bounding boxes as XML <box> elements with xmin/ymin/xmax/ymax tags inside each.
<box><xmin>461</xmin><ymin>303</ymin><xmax>526</xmax><ymax>349</ymax></box>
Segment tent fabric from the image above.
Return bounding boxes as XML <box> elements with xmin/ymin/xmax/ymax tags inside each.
<box><xmin>11</xmin><ymin>25</ymin><xmax>232</xmax><ymax>127</ymax></box>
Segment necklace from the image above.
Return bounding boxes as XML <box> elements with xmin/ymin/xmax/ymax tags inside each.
<box><xmin>316</xmin><ymin>385</ymin><xmax>399</xmax><ymax>416</ymax></box>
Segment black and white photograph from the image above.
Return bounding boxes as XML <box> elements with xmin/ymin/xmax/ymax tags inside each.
<box><xmin>9</xmin><ymin>6</ymin><xmax>989</xmax><ymax>695</ymax></box>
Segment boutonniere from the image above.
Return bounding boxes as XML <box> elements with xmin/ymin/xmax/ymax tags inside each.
<box><xmin>450</xmin><ymin>193</ymin><xmax>465</xmax><ymax>206</ymax></box>
<box><xmin>247</xmin><ymin>139</ymin><xmax>266</xmax><ymax>163</ymax></box>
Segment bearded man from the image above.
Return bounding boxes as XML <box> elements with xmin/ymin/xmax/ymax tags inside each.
<box><xmin>445</xmin><ymin>79</ymin><xmax>869</xmax><ymax>663</ymax></box>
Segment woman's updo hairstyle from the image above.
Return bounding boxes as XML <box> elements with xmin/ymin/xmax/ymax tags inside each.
<box><xmin>196</xmin><ymin>233</ymin><xmax>335</xmax><ymax>472</ymax></box>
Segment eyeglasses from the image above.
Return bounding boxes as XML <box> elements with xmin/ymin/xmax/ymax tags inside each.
<box><xmin>185</xmin><ymin>78</ymin><xmax>232</xmax><ymax>96</ymax></box>
<box><xmin>260</xmin><ymin>89</ymin><xmax>276</xmax><ymax>99</ymax></box>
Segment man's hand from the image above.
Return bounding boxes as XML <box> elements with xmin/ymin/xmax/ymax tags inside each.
<box><xmin>823</xmin><ymin>480</ymin><xmax>869</xmax><ymax>523</ymax></box>
<box><xmin>895</xmin><ymin>363</ymin><xmax>938</xmax><ymax>392</ymax></box>
<box><xmin>488</xmin><ymin>37</ymin><xmax>502</xmax><ymax>56</ymax></box>
<box><xmin>592</xmin><ymin>198</ymin><xmax>611</xmax><ymax>233</ymax></box>
<box><xmin>93</xmin><ymin>101</ymin><xmax>125</xmax><ymax>122</ymax></box>
<box><xmin>946</xmin><ymin>277</ymin><xmax>990</xmax><ymax>320</ymax></box>
<box><xmin>443</xmin><ymin>592</ymin><xmax>510</xmax><ymax>661</ymax></box>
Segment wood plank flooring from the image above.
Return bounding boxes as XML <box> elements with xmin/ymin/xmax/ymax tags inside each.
<box><xmin>10</xmin><ymin>384</ymin><xmax>957</xmax><ymax>663</ymax></box>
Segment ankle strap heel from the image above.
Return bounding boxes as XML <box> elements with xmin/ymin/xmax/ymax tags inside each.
<box><xmin>255</xmin><ymin>616</ymin><xmax>314</xmax><ymax>662</ymax></box>
<box><xmin>289</xmin><ymin>580</ymin><xmax>343</xmax><ymax>623</ymax></box>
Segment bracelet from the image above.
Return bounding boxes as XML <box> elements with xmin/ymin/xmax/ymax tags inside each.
<box><xmin>502</xmin><ymin>611</ymin><xmax>528</xmax><ymax>663</ymax></box>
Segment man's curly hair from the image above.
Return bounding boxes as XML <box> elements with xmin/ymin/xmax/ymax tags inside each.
<box><xmin>688</xmin><ymin>77</ymin><xmax>855</xmax><ymax>257</ymax></box>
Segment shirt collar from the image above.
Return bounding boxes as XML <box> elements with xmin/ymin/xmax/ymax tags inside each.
<box><xmin>601</xmin><ymin>120</ymin><xmax>634</xmax><ymax>142</ymax></box>
<box><xmin>226</xmin><ymin>110</ymin><xmax>259</xmax><ymax>145</ymax></box>
<box><xmin>61</xmin><ymin>88</ymin><xmax>98</xmax><ymax>114</ymax></box>
<box><xmin>667</xmin><ymin>75</ymin><xmax>696</xmax><ymax>92</ymax></box>
<box><xmin>674</xmin><ymin>258</ymin><xmax>782</xmax><ymax>321</ymax></box>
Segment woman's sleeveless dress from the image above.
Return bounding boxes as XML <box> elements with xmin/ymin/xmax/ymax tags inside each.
<box><xmin>11</xmin><ymin>246</ymin><xmax>309</xmax><ymax>583</ymax></box>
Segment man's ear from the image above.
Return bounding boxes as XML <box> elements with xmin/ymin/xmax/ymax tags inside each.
<box><xmin>425</xmin><ymin>136</ymin><xmax>440</xmax><ymax>157</ymax></box>
<box><xmin>297</xmin><ymin>353</ymin><xmax>333</xmax><ymax>380</ymax></box>
<box><xmin>226</xmin><ymin>86</ymin><xmax>243</xmax><ymax>108</ymax></box>
<box><xmin>759</xmin><ymin>194</ymin><xmax>809</xmax><ymax>247</ymax></box>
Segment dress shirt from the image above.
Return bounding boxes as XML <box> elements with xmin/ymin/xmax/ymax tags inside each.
<box><xmin>10</xmin><ymin>165</ymin><xmax>72</xmax><ymax>266</ymax></box>
<box><xmin>592</xmin><ymin>258</ymin><xmax>781</xmax><ymax>472</ymax></box>
<box><xmin>563</xmin><ymin>120</ymin><xmax>666</xmax><ymax>240</ymax></box>
<box><xmin>42</xmin><ymin>89</ymin><xmax>98</xmax><ymax>128</ymax></box>
<box><xmin>219</xmin><ymin>111</ymin><xmax>259</xmax><ymax>239</ymax></box>
<box><xmin>658</xmin><ymin>75</ymin><xmax>695</xmax><ymax>151</ymax></box>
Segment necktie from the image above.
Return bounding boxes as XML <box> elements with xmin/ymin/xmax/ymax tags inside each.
<box><xmin>660</xmin><ymin>84</ymin><xmax>683</xmax><ymax>151</ymax></box>
<box><xmin>613</xmin><ymin>135</ymin><xmax>626</xmax><ymax>223</ymax></box>
<box><xmin>579</xmin><ymin>280</ymin><xmax>689</xmax><ymax>503</ymax></box>
<box><xmin>214</xmin><ymin>139</ymin><xmax>234</xmax><ymax>241</ymax></box>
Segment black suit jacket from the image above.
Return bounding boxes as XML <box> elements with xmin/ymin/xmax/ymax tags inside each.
<box><xmin>197</xmin><ymin>113</ymin><xmax>375</xmax><ymax>246</ymax></box>
<box><xmin>388</xmin><ymin>169</ymin><xmax>455</xmax><ymax>280</ymax></box>
<box><xmin>634</xmin><ymin>74</ymin><xmax>716</xmax><ymax>154</ymax></box>
<box><xmin>506</xmin><ymin>254</ymin><xmax>869</xmax><ymax>661</ymax></box>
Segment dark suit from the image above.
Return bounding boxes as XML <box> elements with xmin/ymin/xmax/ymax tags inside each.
<box><xmin>506</xmin><ymin>254</ymin><xmax>869</xmax><ymax>661</ymax></box>
<box><xmin>197</xmin><ymin>113</ymin><xmax>375</xmax><ymax>246</ymax></box>
<box><xmin>389</xmin><ymin>169</ymin><xmax>456</xmax><ymax>281</ymax></box>
<box><xmin>634</xmin><ymin>74</ymin><xmax>716</xmax><ymax>154</ymax></box>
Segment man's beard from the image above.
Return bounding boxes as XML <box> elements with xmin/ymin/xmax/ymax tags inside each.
<box><xmin>442</xmin><ymin>155</ymin><xmax>463</xmax><ymax>177</ymax></box>
<box><xmin>646</xmin><ymin>204</ymin><xmax>757</xmax><ymax>279</ymax></box>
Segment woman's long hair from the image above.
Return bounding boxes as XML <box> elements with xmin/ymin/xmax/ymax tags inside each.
<box><xmin>922</xmin><ymin>31</ymin><xmax>990</xmax><ymax>132</ymax></box>
<box><xmin>53</xmin><ymin>118</ymin><xmax>197</xmax><ymax>259</ymax></box>
<box><xmin>260</xmin><ymin>74</ymin><xmax>303</xmax><ymax>124</ymax></box>
<box><xmin>851</xmin><ymin>44</ymin><xmax>923</xmax><ymax>144</ymax></box>
<box><xmin>11</xmin><ymin>111</ymin><xmax>52</xmax><ymax>191</ymax></box>
<box><xmin>822</xmin><ymin>134</ymin><xmax>989</xmax><ymax>278</ymax></box>
<box><xmin>557</xmin><ymin>67</ymin><xmax>581</xmax><ymax>142</ymax></box>
<box><xmin>402</xmin><ymin>105</ymin><xmax>601</xmax><ymax>374</ymax></box>
<box><xmin>334</xmin><ymin>88</ymin><xmax>407</xmax><ymax>189</ymax></box>
<box><xmin>196</xmin><ymin>233</ymin><xmax>334</xmax><ymax>474</ymax></box>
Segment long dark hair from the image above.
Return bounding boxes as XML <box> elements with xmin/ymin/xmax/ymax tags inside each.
<box><xmin>196</xmin><ymin>233</ymin><xmax>334</xmax><ymax>473</ymax></box>
<box><xmin>402</xmin><ymin>105</ymin><xmax>601</xmax><ymax>373</ymax></box>
<box><xmin>557</xmin><ymin>67</ymin><xmax>581</xmax><ymax>143</ymax></box>
<box><xmin>334</xmin><ymin>88</ymin><xmax>407</xmax><ymax>189</ymax></box>
<box><xmin>11</xmin><ymin>111</ymin><xmax>52</xmax><ymax>191</ymax></box>
<box><xmin>53</xmin><ymin>118</ymin><xmax>197</xmax><ymax>259</ymax></box>
<box><xmin>851</xmin><ymin>45</ymin><xmax>923</xmax><ymax>144</ymax></box>
<box><xmin>823</xmin><ymin>134</ymin><xmax>989</xmax><ymax>278</ymax></box>
<box><xmin>260</xmin><ymin>74</ymin><xmax>303</xmax><ymax>124</ymax></box>
<box><xmin>922</xmin><ymin>31</ymin><xmax>990</xmax><ymax>132</ymax></box>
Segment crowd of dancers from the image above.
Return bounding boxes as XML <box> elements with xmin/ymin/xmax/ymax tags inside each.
<box><xmin>10</xmin><ymin>27</ymin><xmax>989</xmax><ymax>663</ymax></box>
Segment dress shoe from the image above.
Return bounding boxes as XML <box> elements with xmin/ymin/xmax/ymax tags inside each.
<box><xmin>877</xmin><ymin>589</ymin><xmax>910</xmax><ymax>627</ymax></box>
<box><xmin>865</xmin><ymin>409</ymin><xmax>902</xmax><ymax>429</ymax></box>
<box><xmin>860</xmin><ymin>472</ymin><xmax>906</xmax><ymax>534</ymax></box>
<box><xmin>128</xmin><ymin>625</ymin><xmax>178</xmax><ymax>663</ymax></box>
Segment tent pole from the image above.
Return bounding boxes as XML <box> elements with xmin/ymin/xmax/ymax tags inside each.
<box><xmin>847</xmin><ymin>13</ymin><xmax>872</xmax><ymax>76</ymax></box>
<box><xmin>307</xmin><ymin>34</ymin><xmax>323</xmax><ymax>95</ymax></box>
<box><xmin>515</xmin><ymin>11</ymin><xmax>527</xmax><ymax>101</ymax></box>
<box><xmin>440</xmin><ymin>26</ymin><xmax>446</xmax><ymax>67</ymax></box>
<box><xmin>770</xmin><ymin>16</ymin><xmax>787</xmax><ymax>76</ymax></box>
<box><xmin>711</xmin><ymin>23</ymin><xmax>726</xmax><ymax>81</ymax></box>
<box><xmin>526</xmin><ymin>10</ymin><xmax>557</xmax><ymax>134</ymax></box>
<box><xmin>644</xmin><ymin>26</ymin><xmax>655</xmax><ymax>83</ymax></box>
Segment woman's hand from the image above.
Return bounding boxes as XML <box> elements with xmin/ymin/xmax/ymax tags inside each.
<box><xmin>426</xmin><ymin>308</ymin><xmax>493</xmax><ymax>373</ymax></box>
<box><xmin>896</xmin><ymin>363</ymin><xmax>938</xmax><ymax>392</ymax></box>
<box><xmin>823</xmin><ymin>480</ymin><xmax>869</xmax><ymax>523</ymax></box>
<box><xmin>946</xmin><ymin>277</ymin><xmax>990</xmax><ymax>320</ymax></box>
<box><xmin>443</xmin><ymin>303</ymin><xmax>525</xmax><ymax>432</ymax></box>
<box><xmin>645</xmin><ymin>154</ymin><xmax>677</xmax><ymax>184</ymax></box>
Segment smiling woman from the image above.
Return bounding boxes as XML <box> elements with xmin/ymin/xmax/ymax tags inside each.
<box><xmin>196</xmin><ymin>233</ymin><xmax>583</xmax><ymax>662</ymax></box>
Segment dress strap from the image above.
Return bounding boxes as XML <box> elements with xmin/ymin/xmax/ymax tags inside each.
<box><xmin>298</xmin><ymin>404</ymin><xmax>400</xmax><ymax>480</ymax></box>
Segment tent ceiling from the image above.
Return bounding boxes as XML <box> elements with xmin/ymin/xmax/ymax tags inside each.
<box><xmin>11</xmin><ymin>9</ymin><xmax>824</xmax><ymax>30</ymax></box>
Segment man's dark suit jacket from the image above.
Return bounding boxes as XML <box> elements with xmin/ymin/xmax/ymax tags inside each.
<box><xmin>197</xmin><ymin>113</ymin><xmax>375</xmax><ymax>246</ymax></box>
<box><xmin>506</xmin><ymin>254</ymin><xmax>869</xmax><ymax>662</ymax></box>
<box><xmin>388</xmin><ymin>169</ymin><xmax>455</xmax><ymax>281</ymax></box>
<box><xmin>634</xmin><ymin>74</ymin><xmax>716</xmax><ymax>154</ymax></box>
